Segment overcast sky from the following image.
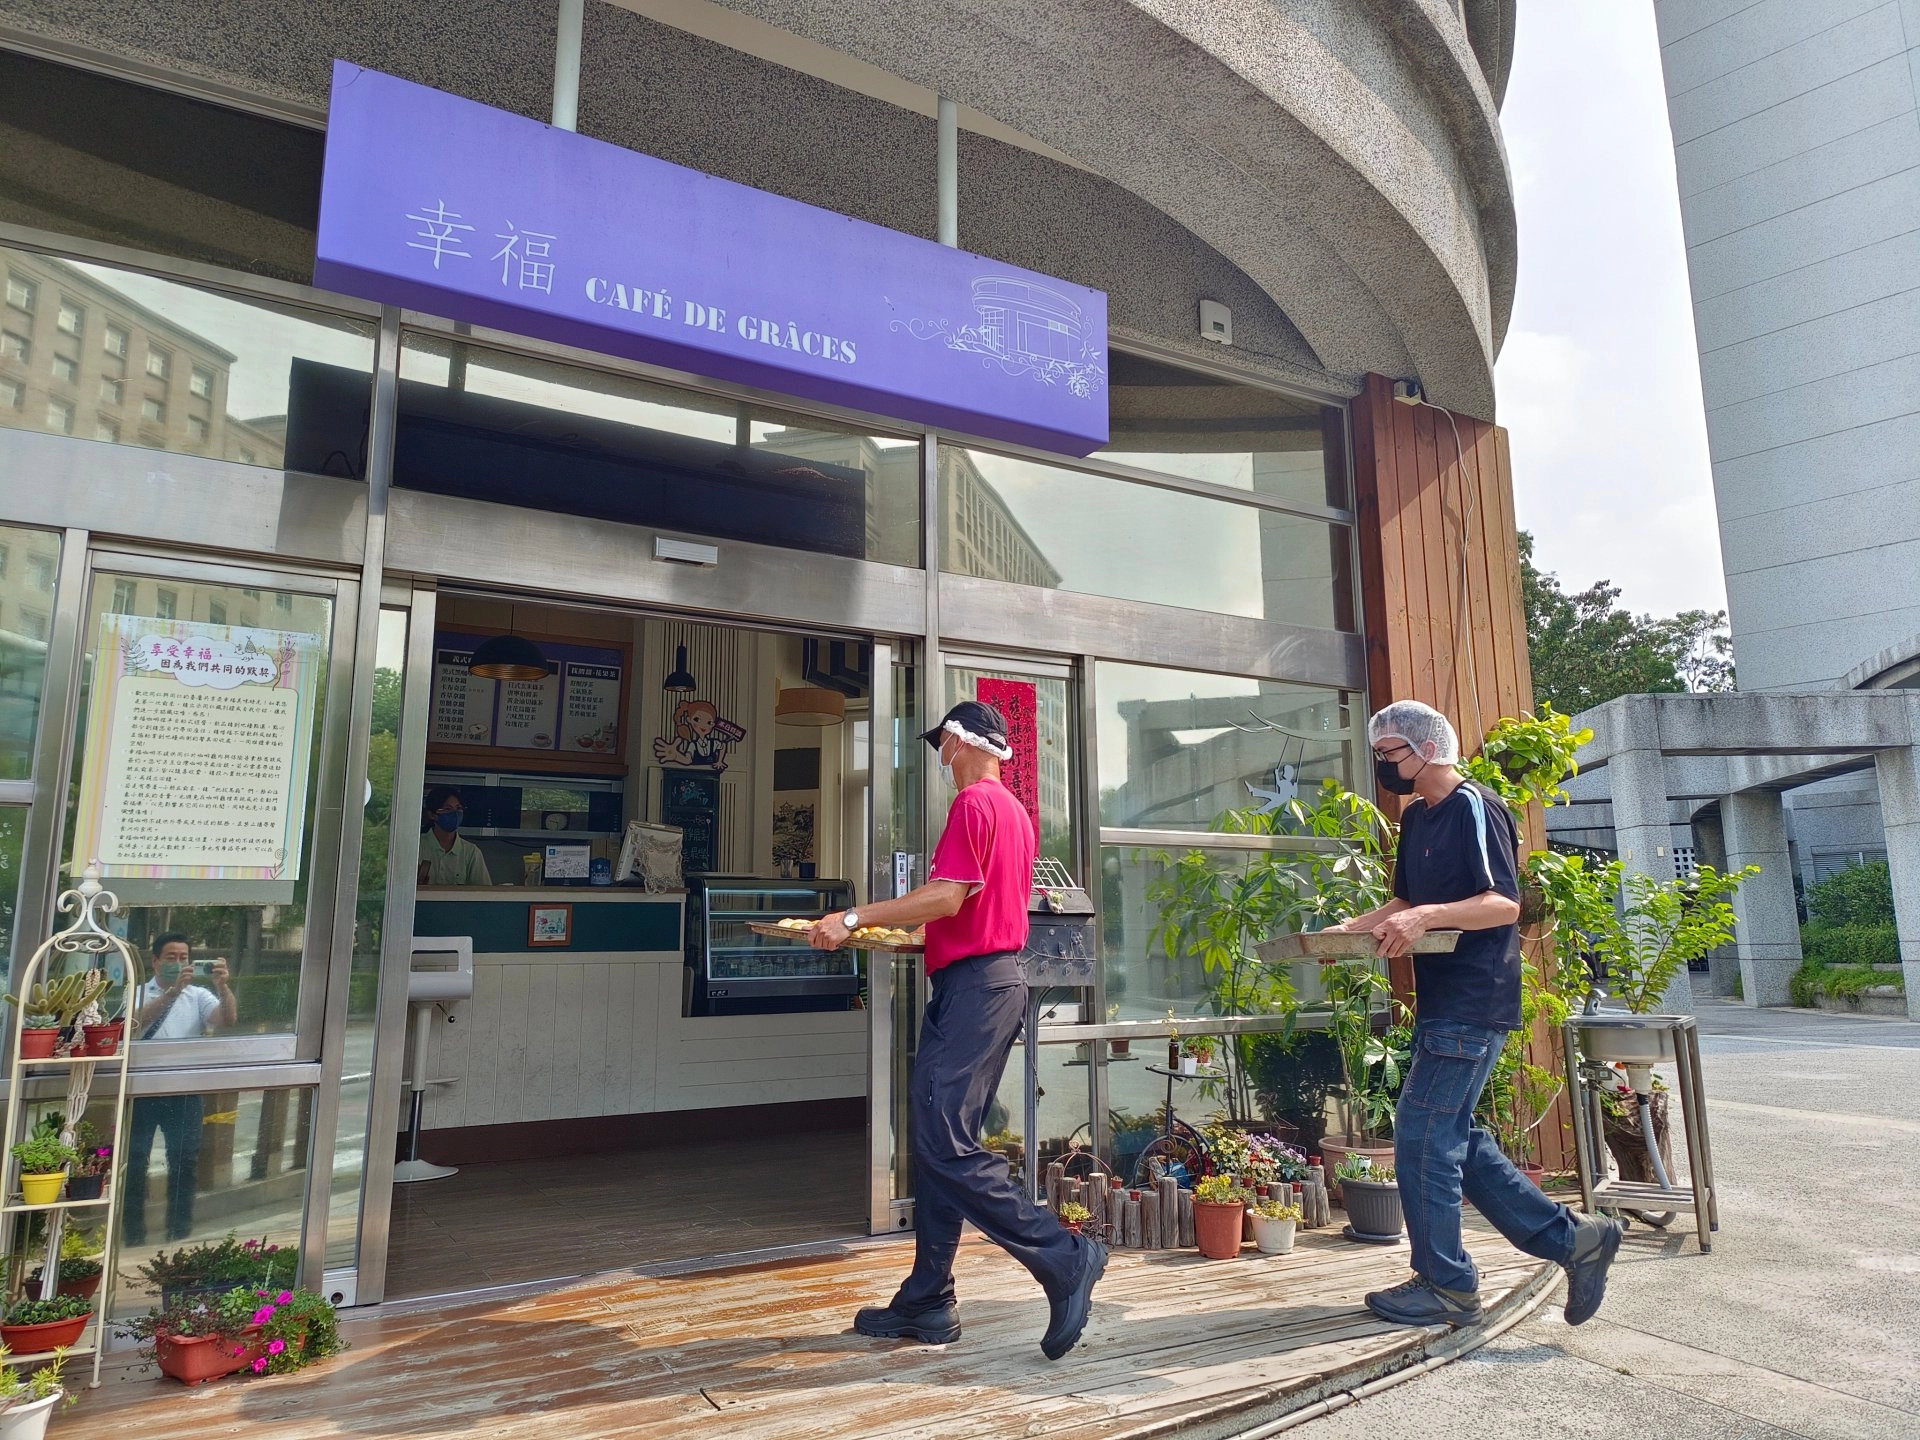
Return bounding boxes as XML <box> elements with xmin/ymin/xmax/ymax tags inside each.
<box><xmin>1495</xmin><ymin>2</ymin><xmax>1728</xmax><ymax>620</ymax></box>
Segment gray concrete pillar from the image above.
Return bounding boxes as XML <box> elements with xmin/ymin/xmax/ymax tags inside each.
<box><xmin>1873</xmin><ymin>738</ymin><xmax>1920</xmax><ymax>1022</ymax></box>
<box><xmin>1611</xmin><ymin>745</ymin><xmax>1693</xmax><ymax>1011</ymax></box>
<box><xmin>1690</xmin><ymin>806</ymin><xmax>1740</xmax><ymax>998</ymax></box>
<box><xmin>1720</xmin><ymin>790</ymin><xmax>1803</xmax><ymax>1008</ymax></box>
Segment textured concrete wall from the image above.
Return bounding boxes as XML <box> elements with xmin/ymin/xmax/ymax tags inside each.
<box><xmin>1655</xmin><ymin>0</ymin><xmax>1920</xmax><ymax>692</ymax></box>
<box><xmin>0</xmin><ymin>0</ymin><xmax>1517</xmax><ymax>415</ymax></box>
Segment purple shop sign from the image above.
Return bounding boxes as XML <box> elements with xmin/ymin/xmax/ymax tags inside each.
<box><xmin>315</xmin><ymin>62</ymin><xmax>1108</xmax><ymax>455</ymax></box>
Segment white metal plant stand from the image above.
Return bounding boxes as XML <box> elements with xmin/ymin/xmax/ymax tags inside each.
<box><xmin>0</xmin><ymin>866</ymin><xmax>139</xmax><ymax>1390</ymax></box>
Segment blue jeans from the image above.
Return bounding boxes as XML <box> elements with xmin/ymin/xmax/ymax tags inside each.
<box><xmin>1394</xmin><ymin>1018</ymin><xmax>1577</xmax><ymax>1293</ymax></box>
<box><xmin>891</xmin><ymin>952</ymin><xmax>1085</xmax><ymax>1312</ymax></box>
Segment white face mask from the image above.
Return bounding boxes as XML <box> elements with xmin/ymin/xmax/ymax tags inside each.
<box><xmin>938</xmin><ymin>740</ymin><xmax>957</xmax><ymax>790</ymax></box>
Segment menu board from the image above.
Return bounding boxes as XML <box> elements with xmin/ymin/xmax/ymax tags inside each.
<box><xmin>429</xmin><ymin>632</ymin><xmax>624</xmax><ymax>760</ymax></box>
<box><xmin>70</xmin><ymin>614</ymin><xmax>324</xmax><ymax>892</ymax></box>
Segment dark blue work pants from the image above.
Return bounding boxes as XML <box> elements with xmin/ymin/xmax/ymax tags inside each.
<box><xmin>891</xmin><ymin>951</ymin><xmax>1085</xmax><ymax>1312</ymax></box>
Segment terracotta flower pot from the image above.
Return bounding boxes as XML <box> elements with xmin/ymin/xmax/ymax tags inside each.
<box><xmin>1517</xmin><ymin>1162</ymin><xmax>1547</xmax><ymax>1190</ymax></box>
<box><xmin>0</xmin><ymin>1312</ymin><xmax>92</xmax><ymax>1352</ymax></box>
<box><xmin>17</xmin><ymin>1030</ymin><xmax>58</xmax><ymax>1061</ymax></box>
<box><xmin>1318</xmin><ymin>1136</ymin><xmax>1395</xmax><ymax>1200</ymax></box>
<box><xmin>155</xmin><ymin>1333</ymin><xmax>261</xmax><ymax>1386</ymax></box>
<box><xmin>82</xmin><ymin>1022</ymin><xmax>125</xmax><ymax>1057</ymax></box>
<box><xmin>1340</xmin><ymin>1176</ymin><xmax>1405</xmax><ymax>1239</ymax></box>
<box><xmin>1193</xmin><ymin>1201</ymin><xmax>1245</xmax><ymax>1259</ymax></box>
<box><xmin>57</xmin><ymin>1273</ymin><xmax>101</xmax><ymax>1301</ymax></box>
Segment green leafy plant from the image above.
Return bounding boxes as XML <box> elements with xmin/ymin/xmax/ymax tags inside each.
<box><xmin>28</xmin><ymin>1255</ymin><xmax>102</xmax><ymax>1289</ymax></box>
<box><xmin>1323</xmin><ymin>964</ymin><xmax>1410</xmax><ymax>1143</ymax></box>
<box><xmin>10</xmin><ymin>1133</ymin><xmax>76</xmax><ymax>1175</ymax></box>
<box><xmin>1460</xmin><ymin>704</ymin><xmax>1593</xmax><ymax>814</ymax></box>
<box><xmin>1804</xmin><ymin>860</ymin><xmax>1894</xmax><ymax>928</ymax></box>
<box><xmin>3</xmin><ymin>972</ymin><xmax>109</xmax><ymax>1028</ymax></box>
<box><xmin>1477</xmin><ymin>957</ymin><xmax>1572</xmax><ymax>1165</ymax></box>
<box><xmin>1201</xmin><ymin>1125</ymin><xmax>1306</xmax><ymax>1184</ymax></box>
<box><xmin>216</xmin><ymin>1287</ymin><xmax>343</xmax><ymax>1376</ymax></box>
<box><xmin>1250</xmin><ymin>1200</ymin><xmax>1302</xmax><ymax>1222</ymax></box>
<box><xmin>136</xmin><ymin>1233</ymin><xmax>291</xmax><ymax>1296</ymax></box>
<box><xmin>1538</xmin><ymin>860</ymin><xmax>1756</xmax><ymax>1013</ymax></box>
<box><xmin>1335</xmin><ymin>1154</ymin><xmax>1394</xmax><ymax>1184</ymax></box>
<box><xmin>0</xmin><ymin>1344</ymin><xmax>69</xmax><ymax>1412</ymax></box>
<box><xmin>3</xmin><ymin>1296</ymin><xmax>90</xmax><ymax>1326</ymax></box>
<box><xmin>1194</xmin><ymin>1174</ymin><xmax>1250</xmax><ymax>1206</ymax></box>
<box><xmin>1057</xmin><ymin>1202</ymin><xmax>1091</xmax><ymax>1226</ymax></box>
<box><xmin>1791</xmin><ymin>962</ymin><xmax>1904</xmax><ymax>1008</ymax></box>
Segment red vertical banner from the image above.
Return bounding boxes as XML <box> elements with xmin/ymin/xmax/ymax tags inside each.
<box><xmin>977</xmin><ymin>677</ymin><xmax>1040</xmax><ymax>842</ymax></box>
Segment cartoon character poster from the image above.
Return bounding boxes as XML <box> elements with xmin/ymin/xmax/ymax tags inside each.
<box><xmin>652</xmin><ymin>698</ymin><xmax>747</xmax><ymax>772</ymax></box>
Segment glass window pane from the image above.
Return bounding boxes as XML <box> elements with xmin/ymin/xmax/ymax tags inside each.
<box><xmin>85</xmin><ymin>1086</ymin><xmax>313</xmax><ymax>1320</ymax></box>
<box><xmin>1097</xmin><ymin>663</ymin><xmax>1358</xmax><ymax>830</ymax></box>
<box><xmin>941</xmin><ymin>448</ymin><xmax>1355</xmax><ymax>627</ymax></box>
<box><xmin>0</xmin><ymin>523</ymin><xmax>59</xmax><ymax>779</ymax></box>
<box><xmin>63</xmin><ymin>572</ymin><xmax>336</xmax><ymax>1041</ymax></box>
<box><xmin>0</xmin><ymin>807</ymin><xmax>25</xmax><ymax>974</ymax></box>
<box><xmin>990</xmin><ymin>1036</ymin><xmax>1092</xmax><ymax>1196</ymax></box>
<box><xmin>396</xmin><ymin>333</ymin><xmax>921</xmax><ymax>566</ymax></box>
<box><xmin>1096</xmin><ymin>352</ymin><xmax>1348</xmax><ymax>509</ymax></box>
<box><xmin>943</xmin><ymin>666</ymin><xmax>1074</xmax><ymax>870</ymax></box>
<box><xmin>0</xmin><ymin>243</ymin><xmax>374</xmax><ymax>476</ymax></box>
<box><xmin>327</xmin><ymin>608</ymin><xmax>409</xmax><ymax>1270</ymax></box>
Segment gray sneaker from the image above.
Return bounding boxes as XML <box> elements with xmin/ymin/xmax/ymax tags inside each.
<box><xmin>1562</xmin><ymin>1214</ymin><xmax>1625</xmax><ymax>1326</ymax></box>
<box><xmin>1364</xmin><ymin>1274</ymin><xmax>1484</xmax><ymax>1328</ymax></box>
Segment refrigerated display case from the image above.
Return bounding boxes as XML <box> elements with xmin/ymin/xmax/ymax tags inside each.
<box><xmin>685</xmin><ymin>875</ymin><xmax>858</xmax><ymax>1015</ymax></box>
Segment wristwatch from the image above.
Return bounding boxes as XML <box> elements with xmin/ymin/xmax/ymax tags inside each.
<box><xmin>842</xmin><ymin>910</ymin><xmax>861</xmax><ymax>930</ymax></box>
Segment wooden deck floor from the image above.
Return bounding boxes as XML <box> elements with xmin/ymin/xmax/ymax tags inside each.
<box><xmin>75</xmin><ymin>1224</ymin><xmax>1551</xmax><ymax>1440</ymax></box>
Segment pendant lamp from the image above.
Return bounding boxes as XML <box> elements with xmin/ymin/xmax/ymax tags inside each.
<box><xmin>662</xmin><ymin>643</ymin><xmax>697</xmax><ymax>693</ymax></box>
<box><xmin>775</xmin><ymin>686</ymin><xmax>846</xmax><ymax>727</ymax></box>
<box><xmin>469</xmin><ymin>607</ymin><xmax>549</xmax><ymax>682</ymax></box>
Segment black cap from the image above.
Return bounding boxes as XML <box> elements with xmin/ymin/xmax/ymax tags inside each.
<box><xmin>920</xmin><ymin>699</ymin><xmax>1011</xmax><ymax>753</ymax></box>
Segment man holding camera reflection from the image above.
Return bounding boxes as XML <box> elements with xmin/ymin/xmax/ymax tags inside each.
<box><xmin>122</xmin><ymin>931</ymin><xmax>238</xmax><ymax>1246</ymax></box>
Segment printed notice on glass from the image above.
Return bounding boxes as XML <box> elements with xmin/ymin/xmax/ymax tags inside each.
<box><xmin>70</xmin><ymin>613</ymin><xmax>325</xmax><ymax>892</ymax></box>
<box><xmin>430</xmin><ymin>648</ymin><xmax>497</xmax><ymax>745</ymax></box>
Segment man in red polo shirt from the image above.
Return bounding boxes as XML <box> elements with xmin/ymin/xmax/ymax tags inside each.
<box><xmin>810</xmin><ymin>699</ymin><xmax>1105</xmax><ymax>1360</ymax></box>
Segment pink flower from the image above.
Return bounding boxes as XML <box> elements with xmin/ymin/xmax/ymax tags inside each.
<box><xmin>275</xmin><ymin>1291</ymin><xmax>292</xmax><ymax>1305</ymax></box>
<box><xmin>252</xmin><ymin>1307</ymin><xmax>274</xmax><ymax>1326</ymax></box>
<box><xmin>266</xmin><ymin>1339</ymin><xmax>286</xmax><ymax>1355</ymax></box>
<box><xmin>251</xmin><ymin>1358</ymin><xmax>268</xmax><ymax>1374</ymax></box>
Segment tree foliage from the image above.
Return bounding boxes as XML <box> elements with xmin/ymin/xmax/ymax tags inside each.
<box><xmin>1519</xmin><ymin>532</ymin><xmax>1734</xmax><ymax>714</ymax></box>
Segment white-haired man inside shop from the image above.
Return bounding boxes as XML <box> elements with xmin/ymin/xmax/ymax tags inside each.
<box><xmin>810</xmin><ymin>699</ymin><xmax>1106</xmax><ymax>1360</ymax></box>
<box><xmin>1326</xmin><ymin>699</ymin><xmax>1624</xmax><ymax>1329</ymax></box>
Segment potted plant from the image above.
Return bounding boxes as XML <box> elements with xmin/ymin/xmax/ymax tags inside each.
<box><xmin>6</xmin><ymin>974</ymin><xmax>108</xmax><ymax>1057</ymax></box>
<box><xmin>64</xmin><ymin>1125</ymin><xmax>110</xmax><ymax>1203</ymax></box>
<box><xmin>1318</xmin><ymin>964</ymin><xmax>1408</xmax><ymax>1195</ymax></box>
<box><xmin>5</xmin><ymin>990</ymin><xmax>60</xmax><ymax>1061</ymax></box>
<box><xmin>216</xmin><ymin>1286</ymin><xmax>343</xmax><ymax>1377</ymax></box>
<box><xmin>1183</xmin><ymin>1035</ymin><xmax>1216</xmax><ymax>1074</ymax></box>
<box><xmin>9</xmin><ymin>1129</ymin><xmax>75</xmax><ymax>1208</ymax></box>
<box><xmin>1249</xmin><ymin>1199</ymin><xmax>1301</xmax><ymax>1255</ymax></box>
<box><xmin>1193</xmin><ymin>1174</ymin><xmax>1249</xmax><ymax>1259</ymax></box>
<box><xmin>1336</xmin><ymin>1156</ymin><xmax>1403</xmax><ymax>1241</ymax></box>
<box><xmin>0</xmin><ymin>1345</ymin><xmax>70</xmax><ymax>1440</ymax></box>
<box><xmin>81</xmin><ymin>1015</ymin><xmax>125</xmax><ymax>1057</ymax></box>
<box><xmin>121</xmin><ymin>1298</ymin><xmax>259</xmax><ymax>1386</ymax></box>
<box><xmin>29</xmin><ymin>1237</ymin><xmax>103</xmax><ymax>1302</ymax></box>
<box><xmin>1056</xmin><ymin>1202</ymin><xmax>1091</xmax><ymax>1235</ymax></box>
<box><xmin>0</xmin><ymin>1297</ymin><xmax>92</xmax><ymax>1354</ymax></box>
<box><xmin>1105</xmin><ymin>1004</ymin><xmax>1129</xmax><ymax>1058</ymax></box>
<box><xmin>137</xmin><ymin>1234</ymin><xmax>293</xmax><ymax>1309</ymax></box>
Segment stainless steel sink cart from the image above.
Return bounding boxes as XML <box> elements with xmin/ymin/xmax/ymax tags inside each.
<box><xmin>1562</xmin><ymin>1012</ymin><xmax>1718</xmax><ymax>1253</ymax></box>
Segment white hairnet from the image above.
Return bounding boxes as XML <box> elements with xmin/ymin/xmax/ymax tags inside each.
<box><xmin>1367</xmin><ymin>700</ymin><xmax>1460</xmax><ymax>765</ymax></box>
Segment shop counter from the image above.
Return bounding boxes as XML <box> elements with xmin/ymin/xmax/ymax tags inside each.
<box><xmin>409</xmin><ymin>888</ymin><xmax>866</xmax><ymax>1131</ymax></box>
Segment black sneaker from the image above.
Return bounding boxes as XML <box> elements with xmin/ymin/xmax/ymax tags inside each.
<box><xmin>1562</xmin><ymin>1215</ymin><xmax>1625</xmax><ymax>1326</ymax></box>
<box><xmin>853</xmin><ymin>1302</ymin><xmax>961</xmax><ymax>1344</ymax></box>
<box><xmin>1040</xmin><ymin>1238</ymin><xmax>1108</xmax><ymax>1360</ymax></box>
<box><xmin>1364</xmin><ymin>1274</ymin><xmax>1484</xmax><ymax>1328</ymax></box>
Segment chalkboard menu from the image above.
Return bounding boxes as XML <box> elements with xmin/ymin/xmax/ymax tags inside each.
<box><xmin>428</xmin><ymin>631</ymin><xmax>628</xmax><ymax>772</ymax></box>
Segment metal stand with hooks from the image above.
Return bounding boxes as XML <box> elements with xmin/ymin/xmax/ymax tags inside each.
<box><xmin>0</xmin><ymin>866</ymin><xmax>139</xmax><ymax>1391</ymax></box>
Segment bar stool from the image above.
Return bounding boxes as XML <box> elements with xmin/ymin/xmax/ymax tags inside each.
<box><xmin>395</xmin><ymin>936</ymin><xmax>474</xmax><ymax>1184</ymax></box>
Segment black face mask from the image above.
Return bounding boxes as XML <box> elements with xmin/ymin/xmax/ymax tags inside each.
<box><xmin>1375</xmin><ymin>756</ymin><xmax>1420</xmax><ymax>795</ymax></box>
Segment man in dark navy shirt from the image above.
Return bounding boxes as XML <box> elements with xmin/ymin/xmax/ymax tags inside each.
<box><xmin>1327</xmin><ymin>700</ymin><xmax>1624</xmax><ymax>1330</ymax></box>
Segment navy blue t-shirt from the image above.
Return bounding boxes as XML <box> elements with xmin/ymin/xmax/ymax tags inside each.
<box><xmin>1392</xmin><ymin>779</ymin><xmax>1523</xmax><ymax>1030</ymax></box>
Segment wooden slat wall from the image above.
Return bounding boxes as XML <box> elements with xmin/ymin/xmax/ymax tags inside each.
<box><xmin>1351</xmin><ymin>374</ymin><xmax>1572</xmax><ymax>1170</ymax></box>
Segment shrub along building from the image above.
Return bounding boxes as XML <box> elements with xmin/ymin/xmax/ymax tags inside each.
<box><xmin>0</xmin><ymin>1</ymin><xmax>1543</xmax><ymax>1311</ymax></box>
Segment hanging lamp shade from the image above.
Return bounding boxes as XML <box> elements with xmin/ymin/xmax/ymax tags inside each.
<box><xmin>469</xmin><ymin>632</ymin><xmax>549</xmax><ymax>682</ymax></box>
<box><xmin>663</xmin><ymin>643</ymin><xmax>697</xmax><ymax>693</ymax></box>
<box><xmin>775</xmin><ymin>686</ymin><xmax>846</xmax><ymax>727</ymax></box>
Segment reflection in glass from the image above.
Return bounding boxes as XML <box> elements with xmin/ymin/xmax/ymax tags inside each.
<box><xmin>0</xmin><ymin>808</ymin><xmax>24</xmax><ymax>974</ymax></box>
<box><xmin>59</xmin><ymin>574</ymin><xmax>336</xmax><ymax>1037</ymax></box>
<box><xmin>941</xmin><ymin>448</ymin><xmax>1354</xmax><ymax>628</ymax></box>
<box><xmin>89</xmin><ymin>1086</ymin><xmax>312</xmax><ymax>1320</ymax></box>
<box><xmin>1096</xmin><ymin>663</ymin><xmax>1357</xmax><ymax>830</ymax></box>
<box><xmin>943</xmin><ymin>666</ymin><xmax>1073</xmax><ymax>870</ymax></box>
<box><xmin>1096</xmin><ymin>352</ymin><xmax>1348</xmax><ymax>510</ymax></box>
<box><xmin>395</xmin><ymin>335</ymin><xmax>921</xmax><ymax>566</ymax></box>
<box><xmin>327</xmin><ymin>608</ymin><xmax>409</xmax><ymax>1270</ymax></box>
<box><xmin>989</xmin><ymin>1038</ymin><xmax>1093</xmax><ymax>1195</ymax></box>
<box><xmin>0</xmin><ymin>523</ymin><xmax>59</xmax><ymax>779</ymax></box>
<box><xmin>0</xmin><ymin>244</ymin><xmax>374</xmax><ymax>475</ymax></box>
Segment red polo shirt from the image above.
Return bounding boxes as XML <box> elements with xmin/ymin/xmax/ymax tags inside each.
<box><xmin>925</xmin><ymin>776</ymin><xmax>1035</xmax><ymax>975</ymax></box>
